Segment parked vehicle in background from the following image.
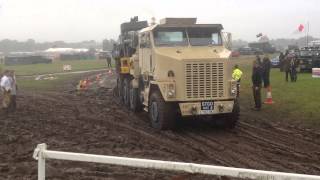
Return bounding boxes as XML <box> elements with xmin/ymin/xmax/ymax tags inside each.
<box><xmin>231</xmin><ymin>50</ymin><xmax>240</xmax><ymax>57</ymax></box>
<box><xmin>249</xmin><ymin>42</ymin><xmax>276</xmax><ymax>54</ymax></box>
<box><xmin>98</xmin><ymin>51</ymin><xmax>111</xmax><ymax>60</ymax></box>
<box><xmin>238</xmin><ymin>47</ymin><xmax>263</xmax><ymax>55</ymax></box>
<box><xmin>288</xmin><ymin>45</ymin><xmax>299</xmax><ymax>52</ymax></box>
<box><xmin>297</xmin><ymin>46</ymin><xmax>320</xmax><ymax>72</ymax></box>
<box><xmin>271</xmin><ymin>56</ymin><xmax>280</xmax><ymax>68</ymax></box>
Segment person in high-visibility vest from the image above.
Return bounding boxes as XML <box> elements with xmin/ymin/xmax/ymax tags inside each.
<box><xmin>232</xmin><ymin>64</ymin><xmax>243</xmax><ymax>97</ymax></box>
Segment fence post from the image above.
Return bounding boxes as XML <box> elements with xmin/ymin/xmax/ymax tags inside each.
<box><xmin>33</xmin><ymin>143</ymin><xmax>47</xmax><ymax>180</ymax></box>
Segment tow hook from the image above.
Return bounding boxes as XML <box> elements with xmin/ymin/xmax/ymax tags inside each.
<box><xmin>218</xmin><ymin>104</ymin><xmax>224</xmax><ymax>112</ymax></box>
<box><xmin>191</xmin><ymin>105</ymin><xmax>197</xmax><ymax>115</ymax></box>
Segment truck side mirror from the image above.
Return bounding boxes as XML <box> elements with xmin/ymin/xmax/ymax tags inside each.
<box><xmin>222</xmin><ymin>32</ymin><xmax>232</xmax><ymax>50</ymax></box>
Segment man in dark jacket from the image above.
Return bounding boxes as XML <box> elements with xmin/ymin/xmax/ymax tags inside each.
<box><xmin>252</xmin><ymin>59</ymin><xmax>263</xmax><ymax>111</ymax></box>
<box><xmin>279</xmin><ymin>52</ymin><xmax>285</xmax><ymax>72</ymax></box>
<box><xmin>283</xmin><ymin>53</ymin><xmax>293</xmax><ymax>82</ymax></box>
<box><xmin>106</xmin><ymin>56</ymin><xmax>112</xmax><ymax>68</ymax></box>
<box><xmin>262</xmin><ymin>54</ymin><xmax>271</xmax><ymax>88</ymax></box>
<box><xmin>283</xmin><ymin>54</ymin><xmax>294</xmax><ymax>82</ymax></box>
<box><xmin>289</xmin><ymin>56</ymin><xmax>298</xmax><ymax>82</ymax></box>
<box><xmin>256</xmin><ymin>55</ymin><xmax>261</xmax><ymax>64</ymax></box>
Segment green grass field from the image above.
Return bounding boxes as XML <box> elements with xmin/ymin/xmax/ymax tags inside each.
<box><xmin>235</xmin><ymin>57</ymin><xmax>320</xmax><ymax>125</ymax></box>
<box><xmin>0</xmin><ymin>59</ymin><xmax>108</xmax><ymax>91</ymax></box>
<box><xmin>16</xmin><ymin>74</ymin><xmax>79</xmax><ymax>91</ymax></box>
<box><xmin>1</xmin><ymin>59</ymin><xmax>107</xmax><ymax>76</ymax></box>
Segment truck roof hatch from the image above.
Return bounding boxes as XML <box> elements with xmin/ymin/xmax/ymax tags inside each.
<box><xmin>160</xmin><ymin>18</ymin><xmax>197</xmax><ymax>25</ymax></box>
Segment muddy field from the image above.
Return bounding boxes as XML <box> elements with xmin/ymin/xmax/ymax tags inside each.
<box><xmin>1</xmin><ymin>72</ymin><xmax>320</xmax><ymax>180</ymax></box>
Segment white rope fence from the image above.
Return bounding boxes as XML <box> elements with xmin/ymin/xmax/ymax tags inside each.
<box><xmin>33</xmin><ymin>143</ymin><xmax>320</xmax><ymax>180</ymax></box>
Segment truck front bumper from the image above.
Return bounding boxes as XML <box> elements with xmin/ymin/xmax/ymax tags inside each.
<box><xmin>179</xmin><ymin>100</ymin><xmax>234</xmax><ymax>116</ymax></box>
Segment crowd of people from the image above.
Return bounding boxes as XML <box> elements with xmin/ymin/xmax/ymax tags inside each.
<box><xmin>0</xmin><ymin>70</ymin><xmax>17</xmax><ymax>115</ymax></box>
<box><xmin>250</xmin><ymin>51</ymin><xmax>299</xmax><ymax>111</ymax></box>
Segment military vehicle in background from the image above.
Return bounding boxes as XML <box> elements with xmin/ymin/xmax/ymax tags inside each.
<box><xmin>288</xmin><ymin>45</ymin><xmax>299</xmax><ymax>52</ymax></box>
<box><xmin>297</xmin><ymin>46</ymin><xmax>320</xmax><ymax>72</ymax></box>
<box><xmin>113</xmin><ymin>17</ymin><xmax>239</xmax><ymax>130</ymax></box>
<box><xmin>248</xmin><ymin>42</ymin><xmax>276</xmax><ymax>54</ymax></box>
<box><xmin>238</xmin><ymin>47</ymin><xmax>263</xmax><ymax>55</ymax></box>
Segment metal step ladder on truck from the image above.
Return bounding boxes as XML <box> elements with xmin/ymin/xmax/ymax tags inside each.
<box><xmin>112</xmin><ymin>17</ymin><xmax>239</xmax><ymax>130</ymax></box>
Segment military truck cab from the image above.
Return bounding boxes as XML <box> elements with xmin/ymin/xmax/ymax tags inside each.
<box><xmin>298</xmin><ymin>46</ymin><xmax>320</xmax><ymax>72</ymax></box>
<box><xmin>115</xmin><ymin>17</ymin><xmax>238</xmax><ymax>130</ymax></box>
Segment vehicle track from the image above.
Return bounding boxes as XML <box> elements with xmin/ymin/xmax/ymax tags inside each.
<box><xmin>1</xmin><ymin>74</ymin><xmax>320</xmax><ymax>180</ymax></box>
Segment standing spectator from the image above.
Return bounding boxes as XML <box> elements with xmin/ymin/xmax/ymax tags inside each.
<box><xmin>106</xmin><ymin>55</ymin><xmax>112</xmax><ymax>68</ymax></box>
<box><xmin>290</xmin><ymin>56</ymin><xmax>298</xmax><ymax>82</ymax></box>
<box><xmin>256</xmin><ymin>54</ymin><xmax>262</xmax><ymax>65</ymax></box>
<box><xmin>283</xmin><ymin>54</ymin><xmax>292</xmax><ymax>82</ymax></box>
<box><xmin>9</xmin><ymin>70</ymin><xmax>17</xmax><ymax>112</ymax></box>
<box><xmin>262</xmin><ymin>54</ymin><xmax>272</xmax><ymax>88</ymax></box>
<box><xmin>251</xmin><ymin>60</ymin><xmax>263</xmax><ymax>111</ymax></box>
<box><xmin>0</xmin><ymin>70</ymin><xmax>12</xmax><ymax>113</ymax></box>
<box><xmin>232</xmin><ymin>64</ymin><xmax>243</xmax><ymax>97</ymax></box>
<box><xmin>279</xmin><ymin>52</ymin><xmax>285</xmax><ymax>72</ymax></box>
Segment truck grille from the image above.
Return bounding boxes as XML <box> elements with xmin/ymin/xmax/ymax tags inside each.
<box><xmin>185</xmin><ymin>62</ymin><xmax>224</xmax><ymax>99</ymax></box>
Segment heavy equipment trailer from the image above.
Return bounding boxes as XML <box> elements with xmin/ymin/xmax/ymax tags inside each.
<box><xmin>113</xmin><ymin>17</ymin><xmax>239</xmax><ymax>130</ymax></box>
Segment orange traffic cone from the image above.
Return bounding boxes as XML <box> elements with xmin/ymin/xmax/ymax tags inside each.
<box><xmin>264</xmin><ymin>86</ymin><xmax>274</xmax><ymax>104</ymax></box>
<box><xmin>85</xmin><ymin>78</ymin><xmax>90</xmax><ymax>88</ymax></box>
<box><xmin>96</xmin><ymin>74</ymin><xmax>101</xmax><ymax>81</ymax></box>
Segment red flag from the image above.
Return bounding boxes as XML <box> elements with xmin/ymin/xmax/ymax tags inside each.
<box><xmin>298</xmin><ymin>24</ymin><xmax>304</xmax><ymax>32</ymax></box>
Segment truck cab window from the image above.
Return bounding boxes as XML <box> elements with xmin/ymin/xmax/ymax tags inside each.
<box><xmin>154</xmin><ymin>28</ymin><xmax>188</xmax><ymax>47</ymax></box>
<box><xmin>188</xmin><ymin>28</ymin><xmax>222</xmax><ymax>46</ymax></box>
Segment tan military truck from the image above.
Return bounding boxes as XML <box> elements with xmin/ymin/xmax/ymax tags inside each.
<box><xmin>113</xmin><ymin>17</ymin><xmax>239</xmax><ymax>130</ymax></box>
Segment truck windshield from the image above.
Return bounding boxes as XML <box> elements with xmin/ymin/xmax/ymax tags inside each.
<box><xmin>153</xmin><ymin>27</ymin><xmax>222</xmax><ymax>47</ymax></box>
<box><xmin>188</xmin><ymin>27</ymin><xmax>222</xmax><ymax>46</ymax></box>
<box><xmin>154</xmin><ymin>28</ymin><xmax>188</xmax><ymax>46</ymax></box>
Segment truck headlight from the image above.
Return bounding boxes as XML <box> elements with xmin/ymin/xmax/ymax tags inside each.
<box><xmin>161</xmin><ymin>82</ymin><xmax>176</xmax><ymax>99</ymax></box>
<box><xmin>167</xmin><ymin>83</ymin><xmax>176</xmax><ymax>98</ymax></box>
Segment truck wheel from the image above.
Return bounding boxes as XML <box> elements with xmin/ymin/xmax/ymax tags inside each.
<box><xmin>149</xmin><ymin>91</ymin><xmax>175</xmax><ymax>130</ymax></box>
<box><xmin>225</xmin><ymin>100</ymin><xmax>240</xmax><ymax>129</ymax></box>
<box><xmin>123</xmin><ymin>78</ymin><xmax>130</xmax><ymax>107</ymax></box>
<box><xmin>129</xmin><ymin>80</ymin><xmax>142</xmax><ymax>112</ymax></box>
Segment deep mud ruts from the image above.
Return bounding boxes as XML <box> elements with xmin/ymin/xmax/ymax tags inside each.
<box><xmin>1</xmin><ymin>73</ymin><xmax>320</xmax><ymax>180</ymax></box>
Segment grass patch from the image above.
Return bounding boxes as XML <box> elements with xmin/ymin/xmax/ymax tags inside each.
<box><xmin>3</xmin><ymin>59</ymin><xmax>107</xmax><ymax>76</ymax></box>
<box><xmin>17</xmin><ymin>74</ymin><xmax>78</xmax><ymax>91</ymax></box>
<box><xmin>234</xmin><ymin>56</ymin><xmax>320</xmax><ymax>125</ymax></box>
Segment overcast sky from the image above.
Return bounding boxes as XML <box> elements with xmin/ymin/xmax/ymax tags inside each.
<box><xmin>0</xmin><ymin>0</ymin><xmax>319</xmax><ymax>42</ymax></box>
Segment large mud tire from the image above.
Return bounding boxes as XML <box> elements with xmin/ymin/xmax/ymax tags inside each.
<box><xmin>129</xmin><ymin>80</ymin><xmax>142</xmax><ymax>112</ymax></box>
<box><xmin>123</xmin><ymin>78</ymin><xmax>130</xmax><ymax>107</ymax></box>
<box><xmin>225</xmin><ymin>100</ymin><xmax>240</xmax><ymax>129</ymax></box>
<box><xmin>149</xmin><ymin>91</ymin><xmax>175</xmax><ymax>130</ymax></box>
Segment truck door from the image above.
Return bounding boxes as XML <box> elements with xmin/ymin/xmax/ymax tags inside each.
<box><xmin>139</xmin><ymin>32</ymin><xmax>153</xmax><ymax>76</ymax></box>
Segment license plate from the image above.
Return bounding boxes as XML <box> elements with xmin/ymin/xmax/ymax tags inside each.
<box><xmin>201</xmin><ymin>101</ymin><xmax>214</xmax><ymax>111</ymax></box>
<box><xmin>200</xmin><ymin>101</ymin><xmax>214</xmax><ymax>114</ymax></box>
